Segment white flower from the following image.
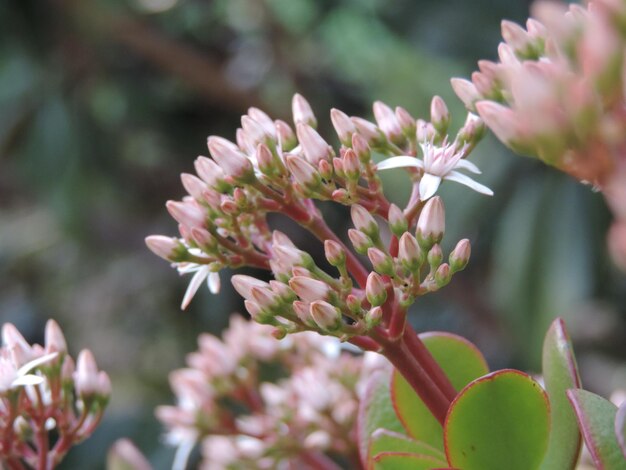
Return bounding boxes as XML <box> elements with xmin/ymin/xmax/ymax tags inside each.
<box><xmin>0</xmin><ymin>351</ymin><xmax>58</xmax><ymax>394</ymax></box>
<box><xmin>376</xmin><ymin>141</ymin><xmax>493</xmax><ymax>200</ymax></box>
<box><xmin>177</xmin><ymin>254</ymin><xmax>221</xmax><ymax>310</ymax></box>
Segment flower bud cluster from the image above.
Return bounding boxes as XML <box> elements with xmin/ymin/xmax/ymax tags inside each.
<box><xmin>148</xmin><ymin>93</ymin><xmax>492</xmax><ymax>317</ymax></box>
<box><xmin>157</xmin><ymin>316</ymin><xmax>369</xmax><ymax>469</ymax></box>
<box><xmin>453</xmin><ymin>1</ymin><xmax>626</xmax><ymax>188</ymax></box>
<box><xmin>0</xmin><ymin>320</ymin><xmax>110</xmax><ymax>468</ymax></box>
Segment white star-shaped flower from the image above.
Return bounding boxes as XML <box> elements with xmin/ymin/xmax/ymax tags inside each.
<box><xmin>0</xmin><ymin>351</ymin><xmax>58</xmax><ymax>394</ymax></box>
<box><xmin>376</xmin><ymin>141</ymin><xmax>493</xmax><ymax>200</ymax></box>
<box><xmin>177</xmin><ymin>262</ymin><xmax>221</xmax><ymax>310</ymax></box>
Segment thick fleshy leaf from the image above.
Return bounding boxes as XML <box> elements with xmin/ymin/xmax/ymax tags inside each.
<box><xmin>369</xmin><ymin>429</ymin><xmax>445</xmax><ymax>465</ymax></box>
<box><xmin>445</xmin><ymin>369</ymin><xmax>550</xmax><ymax>470</ymax></box>
<box><xmin>616</xmin><ymin>402</ymin><xmax>626</xmax><ymax>459</ymax></box>
<box><xmin>567</xmin><ymin>389</ymin><xmax>626</xmax><ymax>469</ymax></box>
<box><xmin>372</xmin><ymin>452</ymin><xmax>448</xmax><ymax>470</ymax></box>
<box><xmin>358</xmin><ymin>368</ymin><xmax>406</xmax><ymax>466</ymax></box>
<box><xmin>540</xmin><ymin>318</ymin><xmax>582</xmax><ymax>470</ymax></box>
<box><xmin>391</xmin><ymin>332</ymin><xmax>489</xmax><ymax>450</ymax></box>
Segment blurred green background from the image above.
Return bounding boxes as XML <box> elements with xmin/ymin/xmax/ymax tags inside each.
<box><xmin>1</xmin><ymin>0</ymin><xmax>624</xmax><ymax>467</ymax></box>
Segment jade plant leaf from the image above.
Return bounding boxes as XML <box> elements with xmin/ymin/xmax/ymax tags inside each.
<box><xmin>357</xmin><ymin>368</ymin><xmax>406</xmax><ymax>466</ymax></box>
<box><xmin>540</xmin><ymin>317</ymin><xmax>582</xmax><ymax>470</ymax></box>
<box><xmin>369</xmin><ymin>429</ymin><xmax>446</xmax><ymax>465</ymax></box>
<box><xmin>444</xmin><ymin>369</ymin><xmax>550</xmax><ymax>470</ymax></box>
<box><xmin>567</xmin><ymin>389</ymin><xmax>626</xmax><ymax>469</ymax></box>
<box><xmin>390</xmin><ymin>332</ymin><xmax>489</xmax><ymax>450</ymax></box>
<box><xmin>617</xmin><ymin>402</ymin><xmax>626</xmax><ymax>459</ymax></box>
<box><xmin>372</xmin><ymin>452</ymin><xmax>448</xmax><ymax>470</ymax></box>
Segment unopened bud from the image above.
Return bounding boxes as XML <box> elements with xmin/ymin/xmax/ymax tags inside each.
<box><xmin>292</xmin><ymin>300</ymin><xmax>313</xmax><ymax>325</ymax></box>
<box><xmin>251</xmin><ymin>286</ymin><xmax>282</xmax><ymax>310</ymax></box>
<box><xmin>145</xmin><ymin>235</ymin><xmax>186</xmax><ymax>262</ymax></box>
<box><xmin>373</xmin><ymin>101</ymin><xmax>403</xmax><ymax>143</ymax></box>
<box><xmin>45</xmin><ymin>319</ymin><xmax>67</xmax><ymax>355</ymax></box>
<box><xmin>231</xmin><ymin>275</ymin><xmax>271</xmax><ymax>300</ymax></box>
<box><xmin>275</xmin><ymin>119</ymin><xmax>297</xmax><ymax>151</ymax></box>
<box><xmin>241</xmin><ymin>115</ymin><xmax>271</xmax><ymax>149</ymax></box>
<box><xmin>331</xmin><ymin>108</ymin><xmax>356</xmax><ymax>146</ymax></box>
<box><xmin>501</xmin><ymin>20</ymin><xmax>533</xmax><ymax>56</ymax></box>
<box><xmin>342</xmin><ymin>149</ymin><xmax>360</xmax><ymax>180</ymax></box>
<box><xmin>346</xmin><ymin>294</ymin><xmax>362</xmax><ymax>313</ymax></box>
<box><xmin>247</xmin><ymin>107</ymin><xmax>276</xmax><ymax>138</ymax></box>
<box><xmin>449</xmin><ymin>238</ymin><xmax>471</xmax><ymax>272</ymax></box>
<box><xmin>434</xmin><ymin>263</ymin><xmax>451</xmax><ymax>288</ymax></box>
<box><xmin>324</xmin><ymin>240</ymin><xmax>346</xmax><ymax>267</ymax></box>
<box><xmin>450</xmin><ymin>78</ymin><xmax>481</xmax><ymax>110</ymax></box>
<box><xmin>416</xmin><ymin>120</ymin><xmax>436</xmax><ymax>143</ymax></box>
<box><xmin>245</xmin><ymin>300</ymin><xmax>273</xmax><ymax>324</ymax></box>
<box><xmin>181</xmin><ymin>173</ymin><xmax>207</xmax><ymax>200</ymax></box>
<box><xmin>256</xmin><ymin>143</ymin><xmax>276</xmax><ymax>176</ymax></box>
<box><xmin>430</xmin><ymin>96</ymin><xmax>450</xmax><ymax>135</ymax></box>
<box><xmin>367</xmin><ymin>248</ymin><xmax>394</xmax><ymax>276</ymax></box>
<box><xmin>348</xmin><ymin>228</ymin><xmax>373</xmax><ymax>254</ymax></box>
<box><xmin>191</xmin><ymin>228</ymin><xmax>216</xmax><ymax>251</ymax></box>
<box><xmin>194</xmin><ymin>156</ymin><xmax>227</xmax><ymax>191</ymax></box>
<box><xmin>398</xmin><ymin>233</ymin><xmax>423</xmax><ymax>272</ymax></box>
<box><xmin>292</xmin><ymin>93</ymin><xmax>317</xmax><ymax>128</ymax></box>
<box><xmin>416</xmin><ymin>196</ymin><xmax>445</xmax><ymax>249</ymax></box>
<box><xmin>365</xmin><ymin>306</ymin><xmax>383</xmax><ymax>328</ymax></box>
<box><xmin>395</xmin><ymin>107</ymin><xmax>416</xmax><ymax>136</ymax></box>
<box><xmin>457</xmin><ymin>113</ymin><xmax>486</xmax><ymax>144</ymax></box>
<box><xmin>288</xmin><ymin>276</ymin><xmax>330</xmax><ymax>303</ymax></box>
<box><xmin>351</xmin><ymin>205</ymin><xmax>379</xmax><ymax>240</ymax></box>
<box><xmin>74</xmin><ymin>350</ymin><xmax>110</xmax><ymax>399</ymax></box>
<box><xmin>309</xmin><ymin>301</ymin><xmax>342</xmax><ymax>331</ymax></box>
<box><xmin>351</xmin><ymin>133</ymin><xmax>372</xmax><ymax>163</ymax></box>
<box><xmin>285</xmin><ymin>154</ymin><xmax>322</xmax><ymax>189</ymax></box>
<box><xmin>166</xmin><ymin>201</ymin><xmax>205</xmax><ymax>229</ymax></box>
<box><xmin>273</xmin><ymin>244</ymin><xmax>315</xmax><ymax>270</ymax></box>
<box><xmin>269</xmin><ymin>280</ymin><xmax>296</xmax><ymax>303</ymax></box>
<box><xmin>427</xmin><ymin>244</ymin><xmax>443</xmax><ymax>269</ymax></box>
<box><xmin>366</xmin><ymin>272</ymin><xmax>387</xmax><ymax>307</ymax></box>
<box><xmin>351</xmin><ymin>117</ymin><xmax>385</xmax><ymax>146</ymax></box>
<box><xmin>318</xmin><ymin>159</ymin><xmax>333</xmax><ymax>181</ymax></box>
<box><xmin>387</xmin><ymin>204</ymin><xmax>408</xmax><ymax>237</ymax></box>
<box><xmin>297</xmin><ymin>123</ymin><xmax>332</xmax><ymax>165</ymax></box>
<box><xmin>107</xmin><ymin>438</ymin><xmax>152</xmax><ymax>470</ymax></box>
<box><xmin>208</xmin><ymin>137</ymin><xmax>255</xmax><ymax>182</ymax></box>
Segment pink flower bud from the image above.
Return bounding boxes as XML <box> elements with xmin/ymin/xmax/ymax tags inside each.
<box><xmin>427</xmin><ymin>244</ymin><xmax>443</xmax><ymax>268</ymax></box>
<box><xmin>274</xmin><ymin>244</ymin><xmax>314</xmax><ymax>270</ymax></box>
<box><xmin>501</xmin><ymin>20</ymin><xmax>532</xmax><ymax>54</ymax></box>
<box><xmin>367</xmin><ymin>247</ymin><xmax>394</xmax><ymax>276</ymax></box>
<box><xmin>348</xmin><ymin>228</ymin><xmax>373</xmax><ymax>254</ymax></box>
<box><xmin>288</xmin><ymin>276</ymin><xmax>329</xmax><ymax>303</ymax></box>
<box><xmin>2</xmin><ymin>323</ymin><xmax>33</xmax><ymax>366</ymax></box>
<box><xmin>475</xmin><ymin>101</ymin><xmax>522</xmax><ymax>146</ymax></box>
<box><xmin>241</xmin><ymin>115</ymin><xmax>270</xmax><ymax>148</ymax></box>
<box><xmin>450</xmin><ymin>238</ymin><xmax>471</xmax><ymax>272</ymax></box>
<box><xmin>236</xmin><ymin>127</ymin><xmax>255</xmax><ymax>154</ymax></box>
<box><xmin>416</xmin><ymin>120</ymin><xmax>436</xmax><ymax>143</ymax></box>
<box><xmin>365</xmin><ymin>306</ymin><xmax>383</xmax><ymax>328</ymax></box>
<box><xmin>416</xmin><ymin>196</ymin><xmax>445</xmax><ymax>249</ymax></box>
<box><xmin>395</xmin><ymin>106</ymin><xmax>416</xmax><ymax>134</ymax></box>
<box><xmin>309</xmin><ymin>301</ymin><xmax>341</xmax><ymax>331</ymax></box>
<box><xmin>324</xmin><ymin>240</ymin><xmax>346</xmax><ymax>267</ymax></box>
<box><xmin>145</xmin><ymin>235</ymin><xmax>183</xmax><ymax>261</ymax></box>
<box><xmin>434</xmin><ymin>263</ymin><xmax>451</xmax><ymax>288</ymax></box>
<box><xmin>346</xmin><ymin>294</ymin><xmax>361</xmax><ymax>312</ymax></box>
<box><xmin>330</xmin><ymin>108</ymin><xmax>356</xmax><ymax>146</ymax></box>
<box><xmin>244</xmin><ymin>300</ymin><xmax>265</xmax><ymax>322</ymax></box>
<box><xmin>457</xmin><ymin>113</ymin><xmax>486</xmax><ymax>144</ymax></box>
<box><xmin>194</xmin><ymin>157</ymin><xmax>225</xmax><ymax>191</ymax></box>
<box><xmin>181</xmin><ymin>173</ymin><xmax>207</xmax><ymax>200</ymax></box>
<box><xmin>269</xmin><ymin>280</ymin><xmax>296</xmax><ymax>303</ymax></box>
<box><xmin>231</xmin><ymin>275</ymin><xmax>270</xmax><ymax>300</ymax></box>
<box><xmin>166</xmin><ymin>200</ymin><xmax>205</xmax><ymax>228</ymax></box>
<box><xmin>275</xmin><ymin>119</ymin><xmax>297</xmax><ymax>151</ymax></box>
<box><xmin>366</xmin><ymin>272</ymin><xmax>387</xmax><ymax>307</ymax></box>
<box><xmin>387</xmin><ymin>203</ymin><xmax>408</xmax><ymax>237</ymax></box>
<box><xmin>107</xmin><ymin>439</ymin><xmax>152</xmax><ymax>470</ymax></box>
<box><xmin>318</xmin><ymin>159</ymin><xmax>333</xmax><ymax>180</ymax></box>
<box><xmin>251</xmin><ymin>286</ymin><xmax>281</xmax><ymax>310</ymax></box>
<box><xmin>351</xmin><ymin>133</ymin><xmax>372</xmax><ymax>163</ymax></box>
<box><xmin>191</xmin><ymin>228</ymin><xmax>216</xmax><ymax>251</ymax></box>
<box><xmin>296</xmin><ymin>123</ymin><xmax>331</xmax><ymax>165</ymax></box>
<box><xmin>351</xmin><ymin>204</ymin><xmax>379</xmax><ymax>238</ymax></box>
<box><xmin>471</xmin><ymin>71</ymin><xmax>494</xmax><ymax>96</ymax></box>
<box><xmin>342</xmin><ymin>149</ymin><xmax>360</xmax><ymax>180</ymax></box>
<box><xmin>373</xmin><ymin>101</ymin><xmax>403</xmax><ymax>142</ymax></box>
<box><xmin>292</xmin><ymin>300</ymin><xmax>313</xmax><ymax>325</ymax></box>
<box><xmin>450</xmin><ymin>78</ymin><xmax>480</xmax><ymax>110</ymax></box>
<box><xmin>292</xmin><ymin>93</ymin><xmax>317</xmax><ymax>128</ymax></box>
<box><xmin>272</xmin><ymin>230</ymin><xmax>296</xmax><ymax>248</ymax></box>
<box><xmin>430</xmin><ymin>96</ymin><xmax>450</xmax><ymax>134</ymax></box>
<box><xmin>351</xmin><ymin>117</ymin><xmax>384</xmax><ymax>145</ymax></box>
<box><xmin>74</xmin><ymin>350</ymin><xmax>109</xmax><ymax>398</ymax></box>
<box><xmin>247</xmin><ymin>107</ymin><xmax>276</xmax><ymax>138</ymax></box>
<box><xmin>208</xmin><ymin>136</ymin><xmax>254</xmax><ymax>181</ymax></box>
<box><xmin>285</xmin><ymin>154</ymin><xmax>322</xmax><ymax>188</ymax></box>
<box><xmin>497</xmin><ymin>42</ymin><xmax>520</xmax><ymax>67</ymax></box>
<box><xmin>398</xmin><ymin>232</ymin><xmax>423</xmax><ymax>271</ymax></box>
<box><xmin>45</xmin><ymin>319</ymin><xmax>67</xmax><ymax>355</ymax></box>
<box><xmin>256</xmin><ymin>143</ymin><xmax>275</xmax><ymax>175</ymax></box>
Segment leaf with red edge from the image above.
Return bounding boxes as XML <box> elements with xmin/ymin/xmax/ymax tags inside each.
<box><xmin>567</xmin><ymin>389</ymin><xmax>626</xmax><ymax>469</ymax></box>
<box><xmin>372</xmin><ymin>452</ymin><xmax>448</xmax><ymax>470</ymax></box>
<box><xmin>390</xmin><ymin>332</ymin><xmax>489</xmax><ymax>450</ymax></box>
<box><xmin>369</xmin><ymin>429</ymin><xmax>446</xmax><ymax>466</ymax></box>
<box><xmin>540</xmin><ymin>317</ymin><xmax>582</xmax><ymax>470</ymax></box>
<box><xmin>445</xmin><ymin>369</ymin><xmax>550</xmax><ymax>470</ymax></box>
<box><xmin>357</xmin><ymin>368</ymin><xmax>406</xmax><ymax>467</ymax></box>
<box><xmin>617</xmin><ymin>402</ymin><xmax>626</xmax><ymax>459</ymax></box>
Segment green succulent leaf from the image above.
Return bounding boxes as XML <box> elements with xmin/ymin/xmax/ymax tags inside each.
<box><xmin>372</xmin><ymin>452</ymin><xmax>448</xmax><ymax>470</ymax></box>
<box><xmin>369</xmin><ymin>428</ymin><xmax>446</xmax><ymax>466</ymax></box>
<box><xmin>540</xmin><ymin>317</ymin><xmax>582</xmax><ymax>470</ymax></box>
<box><xmin>567</xmin><ymin>389</ymin><xmax>626</xmax><ymax>469</ymax></box>
<box><xmin>617</xmin><ymin>402</ymin><xmax>626</xmax><ymax>460</ymax></box>
<box><xmin>390</xmin><ymin>332</ymin><xmax>489</xmax><ymax>450</ymax></box>
<box><xmin>358</xmin><ymin>368</ymin><xmax>406</xmax><ymax>466</ymax></box>
<box><xmin>444</xmin><ymin>369</ymin><xmax>550</xmax><ymax>470</ymax></box>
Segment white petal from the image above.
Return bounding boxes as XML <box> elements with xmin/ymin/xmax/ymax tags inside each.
<box><xmin>376</xmin><ymin>156</ymin><xmax>424</xmax><ymax>171</ymax></box>
<box><xmin>419</xmin><ymin>173</ymin><xmax>442</xmax><ymax>200</ymax></box>
<box><xmin>17</xmin><ymin>352</ymin><xmax>58</xmax><ymax>376</ymax></box>
<box><xmin>445</xmin><ymin>171</ymin><xmax>494</xmax><ymax>196</ymax></box>
<box><xmin>12</xmin><ymin>374</ymin><xmax>44</xmax><ymax>388</ymax></box>
<box><xmin>454</xmin><ymin>159</ymin><xmax>482</xmax><ymax>174</ymax></box>
<box><xmin>181</xmin><ymin>266</ymin><xmax>210</xmax><ymax>310</ymax></box>
<box><xmin>207</xmin><ymin>272</ymin><xmax>221</xmax><ymax>294</ymax></box>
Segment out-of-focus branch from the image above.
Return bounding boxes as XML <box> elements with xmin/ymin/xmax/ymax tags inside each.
<box><xmin>56</xmin><ymin>0</ymin><xmax>266</xmax><ymax>113</ymax></box>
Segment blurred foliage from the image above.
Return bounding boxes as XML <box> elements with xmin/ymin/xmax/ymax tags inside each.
<box><xmin>1</xmin><ymin>0</ymin><xmax>624</xmax><ymax>468</ymax></box>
